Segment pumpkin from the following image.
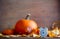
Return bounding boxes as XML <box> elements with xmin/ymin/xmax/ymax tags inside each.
<box><xmin>48</xmin><ymin>28</ymin><xmax>59</xmax><ymax>37</ymax></box>
<box><xmin>48</xmin><ymin>30</ymin><xmax>56</xmax><ymax>37</ymax></box>
<box><xmin>2</xmin><ymin>29</ymin><xmax>14</xmax><ymax>35</ymax></box>
<box><xmin>15</xmin><ymin>14</ymin><xmax>39</xmax><ymax>35</ymax></box>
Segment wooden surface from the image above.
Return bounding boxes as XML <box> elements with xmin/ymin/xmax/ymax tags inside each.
<box><xmin>0</xmin><ymin>37</ymin><xmax>60</xmax><ymax>39</ymax></box>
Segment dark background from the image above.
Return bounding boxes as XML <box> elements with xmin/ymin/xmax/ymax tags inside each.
<box><xmin>0</xmin><ymin>0</ymin><xmax>60</xmax><ymax>32</ymax></box>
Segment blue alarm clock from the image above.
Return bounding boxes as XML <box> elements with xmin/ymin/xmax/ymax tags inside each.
<box><xmin>39</xmin><ymin>27</ymin><xmax>48</xmax><ymax>37</ymax></box>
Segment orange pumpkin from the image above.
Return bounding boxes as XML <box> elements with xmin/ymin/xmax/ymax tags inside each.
<box><xmin>2</xmin><ymin>29</ymin><xmax>14</xmax><ymax>35</ymax></box>
<box><xmin>15</xmin><ymin>14</ymin><xmax>39</xmax><ymax>35</ymax></box>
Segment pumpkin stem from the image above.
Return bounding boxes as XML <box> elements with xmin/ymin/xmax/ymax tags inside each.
<box><xmin>25</xmin><ymin>14</ymin><xmax>31</xmax><ymax>20</ymax></box>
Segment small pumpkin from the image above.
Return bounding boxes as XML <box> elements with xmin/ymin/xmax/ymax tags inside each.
<box><xmin>2</xmin><ymin>29</ymin><xmax>14</xmax><ymax>35</ymax></box>
<box><xmin>15</xmin><ymin>14</ymin><xmax>39</xmax><ymax>35</ymax></box>
<box><xmin>48</xmin><ymin>27</ymin><xmax>59</xmax><ymax>37</ymax></box>
<box><xmin>48</xmin><ymin>30</ymin><xmax>55</xmax><ymax>37</ymax></box>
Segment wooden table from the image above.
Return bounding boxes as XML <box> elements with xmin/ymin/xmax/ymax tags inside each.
<box><xmin>0</xmin><ymin>37</ymin><xmax>60</xmax><ymax>39</ymax></box>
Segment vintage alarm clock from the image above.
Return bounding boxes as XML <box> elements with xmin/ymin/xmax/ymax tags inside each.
<box><xmin>40</xmin><ymin>27</ymin><xmax>48</xmax><ymax>37</ymax></box>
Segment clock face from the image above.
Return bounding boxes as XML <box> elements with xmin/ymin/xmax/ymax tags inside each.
<box><xmin>40</xmin><ymin>27</ymin><xmax>48</xmax><ymax>37</ymax></box>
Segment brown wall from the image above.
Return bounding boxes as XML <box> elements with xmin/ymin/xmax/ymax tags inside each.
<box><xmin>0</xmin><ymin>0</ymin><xmax>59</xmax><ymax>32</ymax></box>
